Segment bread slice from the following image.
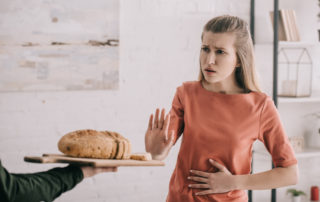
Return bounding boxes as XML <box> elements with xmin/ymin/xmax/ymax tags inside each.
<box><xmin>101</xmin><ymin>131</ymin><xmax>116</xmax><ymax>159</ymax></box>
<box><xmin>106</xmin><ymin>131</ymin><xmax>123</xmax><ymax>159</ymax></box>
<box><xmin>130</xmin><ymin>153</ymin><xmax>152</xmax><ymax>161</ymax></box>
<box><xmin>101</xmin><ymin>131</ymin><xmax>118</xmax><ymax>159</ymax></box>
<box><xmin>114</xmin><ymin>132</ymin><xmax>131</xmax><ymax>159</ymax></box>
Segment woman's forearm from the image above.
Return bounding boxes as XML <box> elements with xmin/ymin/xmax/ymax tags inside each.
<box><xmin>233</xmin><ymin>164</ymin><xmax>298</xmax><ymax>190</ymax></box>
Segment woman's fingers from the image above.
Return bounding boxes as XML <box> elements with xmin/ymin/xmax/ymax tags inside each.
<box><xmin>159</xmin><ymin>109</ymin><xmax>165</xmax><ymax>129</ymax></box>
<box><xmin>188</xmin><ymin>176</ymin><xmax>209</xmax><ymax>183</ymax></box>
<box><xmin>154</xmin><ymin>108</ymin><xmax>160</xmax><ymax>128</ymax></box>
<box><xmin>188</xmin><ymin>183</ymin><xmax>210</xmax><ymax>189</ymax></box>
<box><xmin>209</xmin><ymin>159</ymin><xmax>230</xmax><ymax>174</ymax></box>
<box><xmin>195</xmin><ymin>190</ymin><xmax>213</xmax><ymax>196</ymax></box>
<box><xmin>148</xmin><ymin>108</ymin><xmax>174</xmax><ymax>144</ymax></box>
<box><xmin>190</xmin><ymin>170</ymin><xmax>210</xmax><ymax>178</ymax></box>
<box><xmin>147</xmin><ymin>114</ymin><xmax>153</xmax><ymax>131</ymax></box>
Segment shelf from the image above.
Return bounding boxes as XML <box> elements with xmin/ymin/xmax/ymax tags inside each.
<box><xmin>279</xmin><ymin>199</ymin><xmax>315</xmax><ymax>202</ymax></box>
<box><xmin>295</xmin><ymin>148</ymin><xmax>320</xmax><ymax>158</ymax></box>
<box><xmin>254</xmin><ymin>41</ymin><xmax>320</xmax><ymax>47</ymax></box>
<box><xmin>254</xmin><ymin>147</ymin><xmax>320</xmax><ymax>158</ymax></box>
<box><xmin>278</xmin><ymin>41</ymin><xmax>319</xmax><ymax>47</ymax></box>
<box><xmin>279</xmin><ymin>96</ymin><xmax>320</xmax><ymax>104</ymax></box>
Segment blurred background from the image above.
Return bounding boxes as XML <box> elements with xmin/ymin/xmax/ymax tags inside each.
<box><xmin>0</xmin><ymin>0</ymin><xmax>320</xmax><ymax>201</ymax></box>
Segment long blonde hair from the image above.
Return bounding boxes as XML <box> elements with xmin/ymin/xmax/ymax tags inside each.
<box><xmin>198</xmin><ymin>15</ymin><xmax>261</xmax><ymax>92</ymax></box>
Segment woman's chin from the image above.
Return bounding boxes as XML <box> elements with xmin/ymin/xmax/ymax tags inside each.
<box><xmin>203</xmin><ymin>77</ymin><xmax>218</xmax><ymax>84</ymax></box>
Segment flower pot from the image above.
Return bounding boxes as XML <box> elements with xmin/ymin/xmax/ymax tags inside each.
<box><xmin>292</xmin><ymin>196</ymin><xmax>301</xmax><ymax>202</ymax></box>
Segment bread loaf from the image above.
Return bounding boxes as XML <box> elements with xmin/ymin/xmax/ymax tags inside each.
<box><xmin>58</xmin><ymin>129</ymin><xmax>131</xmax><ymax>159</ymax></box>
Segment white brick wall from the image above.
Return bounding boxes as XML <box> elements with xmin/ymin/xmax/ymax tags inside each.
<box><xmin>1</xmin><ymin>0</ymin><xmax>320</xmax><ymax>202</ymax></box>
<box><xmin>0</xmin><ymin>0</ymin><xmax>249</xmax><ymax>201</ymax></box>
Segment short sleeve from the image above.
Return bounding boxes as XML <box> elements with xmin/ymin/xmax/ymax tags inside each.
<box><xmin>168</xmin><ymin>85</ymin><xmax>185</xmax><ymax>144</ymax></box>
<box><xmin>258</xmin><ymin>97</ymin><xmax>297</xmax><ymax>167</ymax></box>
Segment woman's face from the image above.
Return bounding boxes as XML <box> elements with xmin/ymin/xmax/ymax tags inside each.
<box><xmin>200</xmin><ymin>31</ymin><xmax>239</xmax><ymax>85</ymax></box>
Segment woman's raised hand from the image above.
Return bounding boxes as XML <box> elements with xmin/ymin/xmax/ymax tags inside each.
<box><xmin>145</xmin><ymin>108</ymin><xmax>175</xmax><ymax>160</ymax></box>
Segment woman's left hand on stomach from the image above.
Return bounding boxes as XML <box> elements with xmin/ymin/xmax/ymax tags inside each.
<box><xmin>188</xmin><ymin>159</ymin><xmax>235</xmax><ymax>195</ymax></box>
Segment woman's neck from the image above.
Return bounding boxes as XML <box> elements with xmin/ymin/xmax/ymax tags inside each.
<box><xmin>201</xmin><ymin>80</ymin><xmax>245</xmax><ymax>94</ymax></box>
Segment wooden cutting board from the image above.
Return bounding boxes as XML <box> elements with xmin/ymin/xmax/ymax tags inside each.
<box><xmin>24</xmin><ymin>154</ymin><xmax>165</xmax><ymax>167</ymax></box>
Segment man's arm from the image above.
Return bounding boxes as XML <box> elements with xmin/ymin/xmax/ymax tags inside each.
<box><xmin>0</xmin><ymin>161</ymin><xmax>83</xmax><ymax>202</ymax></box>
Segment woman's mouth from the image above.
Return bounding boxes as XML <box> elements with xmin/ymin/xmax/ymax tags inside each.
<box><xmin>204</xmin><ymin>68</ymin><xmax>216</xmax><ymax>75</ymax></box>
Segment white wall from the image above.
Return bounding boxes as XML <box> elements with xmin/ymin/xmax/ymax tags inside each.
<box><xmin>1</xmin><ymin>0</ymin><xmax>319</xmax><ymax>202</ymax></box>
<box><xmin>0</xmin><ymin>0</ymin><xmax>250</xmax><ymax>202</ymax></box>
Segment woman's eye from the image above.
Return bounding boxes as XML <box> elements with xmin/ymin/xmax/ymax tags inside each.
<box><xmin>216</xmin><ymin>49</ymin><xmax>225</xmax><ymax>54</ymax></box>
<box><xmin>201</xmin><ymin>47</ymin><xmax>210</xmax><ymax>52</ymax></box>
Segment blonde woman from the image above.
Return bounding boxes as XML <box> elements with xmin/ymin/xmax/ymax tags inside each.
<box><xmin>145</xmin><ymin>15</ymin><xmax>298</xmax><ymax>202</ymax></box>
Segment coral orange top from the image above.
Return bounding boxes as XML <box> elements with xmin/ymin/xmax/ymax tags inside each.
<box><xmin>167</xmin><ymin>81</ymin><xmax>297</xmax><ymax>202</ymax></box>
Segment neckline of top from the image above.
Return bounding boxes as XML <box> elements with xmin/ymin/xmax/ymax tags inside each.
<box><xmin>197</xmin><ymin>80</ymin><xmax>254</xmax><ymax>97</ymax></box>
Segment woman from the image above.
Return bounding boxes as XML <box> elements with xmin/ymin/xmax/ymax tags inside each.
<box><xmin>145</xmin><ymin>15</ymin><xmax>298</xmax><ymax>202</ymax></box>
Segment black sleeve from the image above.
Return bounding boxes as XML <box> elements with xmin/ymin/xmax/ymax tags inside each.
<box><xmin>0</xmin><ymin>161</ymin><xmax>84</xmax><ymax>202</ymax></box>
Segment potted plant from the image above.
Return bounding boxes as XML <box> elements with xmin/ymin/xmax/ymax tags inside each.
<box><xmin>287</xmin><ymin>188</ymin><xmax>306</xmax><ymax>202</ymax></box>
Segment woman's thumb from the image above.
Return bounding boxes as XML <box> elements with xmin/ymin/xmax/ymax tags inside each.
<box><xmin>166</xmin><ymin>130</ymin><xmax>175</xmax><ymax>144</ymax></box>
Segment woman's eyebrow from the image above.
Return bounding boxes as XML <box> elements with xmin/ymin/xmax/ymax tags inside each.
<box><xmin>201</xmin><ymin>44</ymin><xmax>226</xmax><ymax>50</ymax></box>
<box><xmin>213</xmin><ymin>46</ymin><xmax>226</xmax><ymax>50</ymax></box>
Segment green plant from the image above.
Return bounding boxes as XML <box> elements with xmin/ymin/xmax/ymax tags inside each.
<box><xmin>287</xmin><ymin>188</ymin><xmax>306</xmax><ymax>197</ymax></box>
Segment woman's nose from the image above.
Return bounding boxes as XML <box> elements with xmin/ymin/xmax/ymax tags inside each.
<box><xmin>208</xmin><ymin>53</ymin><xmax>216</xmax><ymax>65</ymax></box>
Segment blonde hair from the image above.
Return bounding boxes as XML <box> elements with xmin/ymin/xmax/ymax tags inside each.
<box><xmin>198</xmin><ymin>15</ymin><xmax>261</xmax><ymax>92</ymax></box>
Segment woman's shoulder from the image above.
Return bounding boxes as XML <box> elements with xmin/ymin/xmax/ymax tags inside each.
<box><xmin>178</xmin><ymin>81</ymin><xmax>199</xmax><ymax>90</ymax></box>
<box><xmin>251</xmin><ymin>91</ymin><xmax>273</xmax><ymax>100</ymax></box>
<box><xmin>250</xmin><ymin>91</ymin><xmax>268</xmax><ymax>99</ymax></box>
<box><xmin>248</xmin><ymin>91</ymin><xmax>276</xmax><ymax>108</ymax></box>
<box><xmin>173</xmin><ymin>81</ymin><xmax>200</xmax><ymax>95</ymax></box>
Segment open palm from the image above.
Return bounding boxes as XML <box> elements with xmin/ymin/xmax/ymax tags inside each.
<box><xmin>145</xmin><ymin>108</ymin><xmax>174</xmax><ymax>160</ymax></box>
